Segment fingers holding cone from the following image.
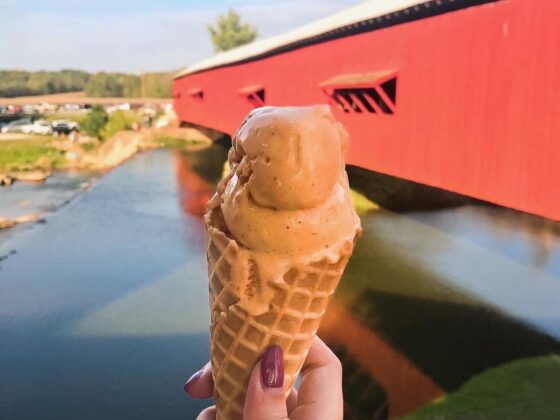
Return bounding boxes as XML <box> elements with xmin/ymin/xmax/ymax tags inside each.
<box><xmin>186</xmin><ymin>336</ymin><xmax>342</xmax><ymax>420</ymax></box>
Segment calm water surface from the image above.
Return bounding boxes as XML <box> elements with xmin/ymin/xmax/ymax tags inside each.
<box><xmin>0</xmin><ymin>147</ymin><xmax>559</xmax><ymax>419</ymax></box>
<box><xmin>0</xmin><ymin>170</ymin><xmax>96</xmax><ymax>246</ymax></box>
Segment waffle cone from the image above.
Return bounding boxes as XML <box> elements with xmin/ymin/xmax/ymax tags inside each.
<box><xmin>206</xmin><ymin>210</ymin><xmax>355</xmax><ymax>420</ymax></box>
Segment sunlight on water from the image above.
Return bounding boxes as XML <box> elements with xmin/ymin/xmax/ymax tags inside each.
<box><xmin>67</xmin><ymin>259</ymin><xmax>210</xmax><ymax>337</ymax></box>
<box><xmin>363</xmin><ymin>210</ymin><xmax>560</xmax><ymax>339</ymax></box>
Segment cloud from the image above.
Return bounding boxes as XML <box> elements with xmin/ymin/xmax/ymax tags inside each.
<box><xmin>0</xmin><ymin>0</ymin><xmax>360</xmax><ymax>72</ymax></box>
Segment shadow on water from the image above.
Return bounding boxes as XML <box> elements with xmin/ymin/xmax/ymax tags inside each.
<box><xmin>352</xmin><ymin>289</ymin><xmax>560</xmax><ymax>391</ymax></box>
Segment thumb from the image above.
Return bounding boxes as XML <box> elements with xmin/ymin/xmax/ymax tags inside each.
<box><xmin>244</xmin><ymin>346</ymin><xmax>289</xmax><ymax>420</ymax></box>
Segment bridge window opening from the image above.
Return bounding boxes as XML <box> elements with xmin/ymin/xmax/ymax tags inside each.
<box><xmin>331</xmin><ymin>95</ymin><xmax>350</xmax><ymax>113</ymax></box>
<box><xmin>255</xmin><ymin>89</ymin><xmax>265</xmax><ymax>104</ymax></box>
<box><xmin>239</xmin><ymin>86</ymin><xmax>266</xmax><ymax>108</ymax></box>
<box><xmin>188</xmin><ymin>89</ymin><xmax>204</xmax><ymax>101</ymax></box>
<box><xmin>336</xmin><ymin>91</ymin><xmax>362</xmax><ymax>113</ymax></box>
<box><xmin>353</xmin><ymin>91</ymin><xmax>376</xmax><ymax>113</ymax></box>
<box><xmin>363</xmin><ymin>88</ymin><xmax>392</xmax><ymax>114</ymax></box>
<box><xmin>246</xmin><ymin>89</ymin><xmax>265</xmax><ymax>108</ymax></box>
<box><xmin>322</xmin><ymin>75</ymin><xmax>397</xmax><ymax>115</ymax></box>
<box><xmin>332</xmin><ymin>87</ymin><xmax>395</xmax><ymax>114</ymax></box>
<box><xmin>380</xmin><ymin>77</ymin><xmax>397</xmax><ymax>105</ymax></box>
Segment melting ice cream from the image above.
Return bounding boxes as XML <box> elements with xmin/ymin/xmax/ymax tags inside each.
<box><xmin>206</xmin><ymin>105</ymin><xmax>361</xmax><ymax>315</ymax></box>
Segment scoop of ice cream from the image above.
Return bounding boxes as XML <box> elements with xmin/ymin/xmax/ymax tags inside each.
<box><xmin>219</xmin><ymin>105</ymin><xmax>359</xmax><ymax>256</ymax></box>
<box><xmin>233</xmin><ymin>105</ymin><xmax>348</xmax><ymax>210</ymax></box>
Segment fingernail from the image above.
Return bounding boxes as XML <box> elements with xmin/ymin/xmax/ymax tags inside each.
<box><xmin>183</xmin><ymin>369</ymin><xmax>203</xmax><ymax>394</ymax></box>
<box><xmin>261</xmin><ymin>346</ymin><xmax>284</xmax><ymax>388</ymax></box>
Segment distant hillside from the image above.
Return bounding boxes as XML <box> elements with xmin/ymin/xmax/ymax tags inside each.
<box><xmin>0</xmin><ymin>69</ymin><xmax>173</xmax><ymax>99</ymax></box>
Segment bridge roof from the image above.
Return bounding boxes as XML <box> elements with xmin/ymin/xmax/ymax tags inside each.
<box><xmin>174</xmin><ymin>0</ymin><xmax>428</xmax><ymax>79</ymax></box>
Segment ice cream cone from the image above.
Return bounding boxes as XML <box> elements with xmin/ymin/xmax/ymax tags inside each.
<box><xmin>203</xmin><ymin>105</ymin><xmax>361</xmax><ymax>419</ymax></box>
<box><xmin>206</xmin><ymin>205</ymin><xmax>355</xmax><ymax>419</ymax></box>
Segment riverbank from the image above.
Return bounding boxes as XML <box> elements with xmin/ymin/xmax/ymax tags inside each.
<box><xmin>0</xmin><ymin>122</ymin><xmax>381</xmax><ymax>232</ymax></box>
<box><xmin>0</xmin><ymin>125</ymin><xmax>213</xmax><ymax>230</ymax></box>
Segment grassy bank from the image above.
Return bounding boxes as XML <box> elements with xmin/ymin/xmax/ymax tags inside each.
<box><xmin>0</xmin><ymin>133</ymin><xmax>210</xmax><ymax>175</ymax></box>
<box><xmin>43</xmin><ymin>112</ymin><xmax>88</xmax><ymax>124</ymax></box>
<box><xmin>0</xmin><ymin>137</ymin><xmax>66</xmax><ymax>172</ymax></box>
<box><xmin>405</xmin><ymin>355</ymin><xmax>560</xmax><ymax>420</ymax></box>
<box><xmin>350</xmin><ymin>189</ymin><xmax>378</xmax><ymax>214</ymax></box>
<box><xmin>157</xmin><ymin>137</ymin><xmax>206</xmax><ymax>148</ymax></box>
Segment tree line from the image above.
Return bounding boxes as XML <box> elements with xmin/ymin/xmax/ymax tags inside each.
<box><xmin>0</xmin><ymin>69</ymin><xmax>173</xmax><ymax>98</ymax></box>
<box><xmin>0</xmin><ymin>10</ymin><xmax>258</xmax><ymax>99</ymax></box>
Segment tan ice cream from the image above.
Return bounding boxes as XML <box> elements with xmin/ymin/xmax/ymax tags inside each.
<box><xmin>207</xmin><ymin>105</ymin><xmax>360</xmax><ymax>315</ymax></box>
<box><xmin>205</xmin><ymin>105</ymin><xmax>361</xmax><ymax>420</ymax></box>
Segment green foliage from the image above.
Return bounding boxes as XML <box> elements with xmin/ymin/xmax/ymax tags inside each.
<box><xmin>76</xmin><ymin>107</ymin><xmax>139</xmax><ymax>140</ymax></box>
<box><xmin>122</xmin><ymin>74</ymin><xmax>142</xmax><ymax>97</ymax></box>
<box><xmin>84</xmin><ymin>72</ymin><xmax>124</xmax><ymax>97</ymax></box>
<box><xmin>0</xmin><ymin>69</ymin><xmax>89</xmax><ymax>97</ymax></box>
<box><xmin>350</xmin><ymin>189</ymin><xmax>379</xmax><ymax>214</ymax></box>
<box><xmin>0</xmin><ymin>70</ymin><xmax>173</xmax><ymax>98</ymax></box>
<box><xmin>81</xmin><ymin>105</ymin><xmax>108</xmax><ymax>138</ymax></box>
<box><xmin>158</xmin><ymin>137</ymin><xmax>201</xmax><ymax>148</ymax></box>
<box><xmin>0</xmin><ymin>138</ymin><xmax>66</xmax><ymax>171</ymax></box>
<box><xmin>140</xmin><ymin>72</ymin><xmax>173</xmax><ymax>98</ymax></box>
<box><xmin>80</xmin><ymin>142</ymin><xmax>97</xmax><ymax>152</ymax></box>
<box><xmin>84</xmin><ymin>71</ymin><xmax>173</xmax><ymax>98</ymax></box>
<box><xmin>404</xmin><ymin>355</ymin><xmax>560</xmax><ymax>420</ymax></box>
<box><xmin>208</xmin><ymin>10</ymin><xmax>257</xmax><ymax>52</ymax></box>
<box><xmin>44</xmin><ymin>112</ymin><xmax>87</xmax><ymax>124</ymax></box>
<box><xmin>99</xmin><ymin>110</ymin><xmax>139</xmax><ymax>140</ymax></box>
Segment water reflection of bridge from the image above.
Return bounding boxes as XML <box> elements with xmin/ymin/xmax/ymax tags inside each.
<box><xmin>320</xmin><ymin>301</ymin><xmax>444</xmax><ymax>418</ymax></box>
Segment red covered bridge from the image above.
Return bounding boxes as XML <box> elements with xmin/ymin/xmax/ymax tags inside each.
<box><xmin>173</xmin><ymin>0</ymin><xmax>560</xmax><ymax>221</ymax></box>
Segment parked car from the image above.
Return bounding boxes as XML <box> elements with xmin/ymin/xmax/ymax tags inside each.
<box><xmin>52</xmin><ymin>123</ymin><xmax>73</xmax><ymax>136</ymax></box>
<box><xmin>52</xmin><ymin>121</ymin><xmax>80</xmax><ymax>137</ymax></box>
<box><xmin>27</xmin><ymin>120</ymin><xmax>53</xmax><ymax>135</ymax></box>
<box><xmin>51</xmin><ymin>120</ymin><xmax>80</xmax><ymax>132</ymax></box>
<box><xmin>1</xmin><ymin>118</ymin><xmax>33</xmax><ymax>133</ymax></box>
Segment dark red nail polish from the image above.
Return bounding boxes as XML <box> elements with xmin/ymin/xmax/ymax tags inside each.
<box><xmin>183</xmin><ymin>369</ymin><xmax>203</xmax><ymax>394</ymax></box>
<box><xmin>261</xmin><ymin>346</ymin><xmax>284</xmax><ymax>388</ymax></box>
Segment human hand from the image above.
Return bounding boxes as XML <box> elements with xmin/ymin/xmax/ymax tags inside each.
<box><xmin>184</xmin><ymin>335</ymin><xmax>343</xmax><ymax>420</ymax></box>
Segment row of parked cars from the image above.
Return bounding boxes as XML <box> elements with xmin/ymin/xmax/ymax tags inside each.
<box><xmin>0</xmin><ymin>118</ymin><xmax>80</xmax><ymax>136</ymax></box>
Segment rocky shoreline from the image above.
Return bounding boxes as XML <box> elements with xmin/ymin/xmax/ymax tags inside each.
<box><xmin>0</xmin><ymin>170</ymin><xmax>51</xmax><ymax>186</ymax></box>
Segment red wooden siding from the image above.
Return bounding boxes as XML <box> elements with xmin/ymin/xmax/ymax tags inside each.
<box><xmin>173</xmin><ymin>0</ymin><xmax>560</xmax><ymax>221</ymax></box>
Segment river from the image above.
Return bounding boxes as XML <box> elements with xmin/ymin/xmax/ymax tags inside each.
<box><xmin>0</xmin><ymin>146</ymin><xmax>559</xmax><ymax>419</ymax></box>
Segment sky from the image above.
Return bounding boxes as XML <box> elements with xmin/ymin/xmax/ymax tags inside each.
<box><xmin>0</xmin><ymin>0</ymin><xmax>361</xmax><ymax>73</ymax></box>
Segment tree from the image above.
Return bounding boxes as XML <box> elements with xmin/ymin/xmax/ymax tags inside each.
<box><xmin>0</xmin><ymin>69</ymin><xmax>90</xmax><ymax>97</ymax></box>
<box><xmin>84</xmin><ymin>72</ymin><xmax>124</xmax><ymax>97</ymax></box>
<box><xmin>207</xmin><ymin>10</ymin><xmax>257</xmax><ymax>52</ymax></box>
<box><xmin>99</xmin><ymin>110</ymin><xmax>139</xmax><ymax>140</ymax></box>
<box><xmin>81</xmin><ymin>105</ymin><xmax>108</xmax><ymax>138</ymax></box>
<box><xmin>141</xmin><ymin>72</ymin><xmax>173</xmax><ymax>98</ymax></box>
<box><xmin>0</xmin><ymin>70</ymin><xmax>172</xmax><ymax>99</ymax></box>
